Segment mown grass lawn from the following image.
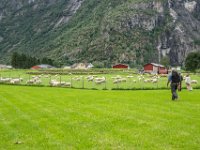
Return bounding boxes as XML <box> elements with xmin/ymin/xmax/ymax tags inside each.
<box><xmin>0</xmin><ymin>85</ymin><xmax>200</xmax><ymax>149</ymax></box>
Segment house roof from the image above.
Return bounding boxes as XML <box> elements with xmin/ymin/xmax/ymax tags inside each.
<box><xmin>0</xmin><ymin>64</ymin><xmax>12</xmax><ymax>69</ymax></box>
<box><xmin>38</xmin><ymin>64</ymin><xmax>54</xmax><ymax>68</ymax></box>
<box><xmin>144</xmin><ymin>63</ymin><xmax>164</xmax><ymax>67</ymax></box>
<box><xmin>71</xmin><ymin>63</ymin><xmax>93</xmax><ymax>69</ymax></box>
<box><xmin>31</xmin><ymin>64</ymin><xmax>55</xmax><ymax>69</ymax></box>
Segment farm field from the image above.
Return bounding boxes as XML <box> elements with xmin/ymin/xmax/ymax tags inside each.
<box><xmin>0</xmin><ymin>69</ymin><xmax>200</xmax><ymax>90</ymax></box>
<box><xmin>0</xmin><ymin>85</ymin><xmax>200</xmax><ymax>149</ymax></box>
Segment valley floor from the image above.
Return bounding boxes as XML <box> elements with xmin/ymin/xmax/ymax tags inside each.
<box><xmin>0</xmin><ymin>85</ymin><xmax>200</xmax><ymax>149</ymax></box>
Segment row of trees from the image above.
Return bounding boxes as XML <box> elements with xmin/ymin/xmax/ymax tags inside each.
<box><xmin>11</xmin><ymin>52</ymin><xmax>54</xmax><ymax>69</ymax></box>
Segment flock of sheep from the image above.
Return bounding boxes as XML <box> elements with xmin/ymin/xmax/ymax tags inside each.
<box><xmin>0</xmin><ymin>73</ymin><xmax>198</xmax><ymax>88</ymax></box>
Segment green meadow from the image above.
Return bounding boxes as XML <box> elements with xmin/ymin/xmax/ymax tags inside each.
<box><xmin>0</xmin><ymin>85</ymin><xmax>200</xmax><ymax>149</ymax></box>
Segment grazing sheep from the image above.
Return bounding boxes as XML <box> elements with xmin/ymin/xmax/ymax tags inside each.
<box><xmin>35</xmin><ymin>79</ymin><xmax>42</xmax><ymax>85</ymax></box>
<box><xmin>94</xmin><ymin>77</ymin><xmax>106</xmax><ymax>84</ymax></box>
<box><xmin>86</xmin><ymin>75</ymin><xmax>92</xmax><ymax>79</ymax></box>
<box><xmin>95</xmin><ymin>80</ymin><xmax>106</xmax><ymax>84</ymax></box>
<box><xmin>95</xmin><ymin>77</ymin><xmax>105</xmax><ymax>82</ymax></box>
<box><xmin>26</xmin><ymin>79</ymin><xmax>35</xmax><ymax>84</ymax></box>
<box><xmin>27</xmin><ymin>77</ymin><xmax>42</xmax><ymax>85</ymax></box>
<box><xmin>113</xmin><ymin>78</ymin><xmax>126</xmax><ymax>84</ymax></box>
<box><xmin>60</xmin><ymin>81</ymin><xmax>66</xmax><ymax>86</ymax></box>
<box><xmin>64</xmin><ymin>82</ymin><xmax>71</xmax><ymax>87</ymax></box>
<box><xmin>87</xmin><ymin>76</ymin><xmax>94</xmax><ymax>82</ymax></box>
<box><xmin>138</xmin><ymin>75</ymin><xmax>144</xmax><ymax>81</ymax></box>
<box><xmin>0</xmin><ymin>78</ymin><xmax>12</xmax><ymax>83</ymax></box>
<box><xmin>113</xmin><ymin>79</ymin><xmax>121</xmax><ymax>84</ymax></box>
<box><xmin>191</xmin><ymin>80</ymin><xmax>198</xmax><ymax>84</ymax></box>
<box><xmin>72</xmin><ymin>77</ymin><xmax>81</xmax><ymax>81</ymax></box>
<box><xmin>152</xmin><ymin>79</ymin><xmax>158</xmax><ymax>83</ymax></box>
<box><xmin>144</xmin><ymin>79</ymin><xmax>152</xmax><ymax>83</ymax></box>
<box><xmin>10</xmin><ymin>78</ymin><xmax>23</xmax><ymax>84</ymax></box>
<box><xmin>32</xmin><ymin>76</ymin><xmax>40</xmax><ymax>80</ymax></box>
<box><xmin>127</xmin><ymin>76</ymin><xmax>134</xmax><ymax>78</ymax></box>
<box><xmin>49</xmin><ymin>80</ymin><xmax>60</xmax><ymax>86</ymax></box>
<box><xmin>58</xmin><ymin>81</ymin><xmax>71</xmax><ymax>87</ymax></box>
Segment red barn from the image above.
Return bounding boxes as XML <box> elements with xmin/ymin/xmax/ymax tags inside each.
<box><xmin>144</xmin><ymin>63</ymin><xmax>168</xmax><ymax>74</ymax></box>
<box><xmin>112</xmin><ymin>64</ymin><xmax>129</xmax><ymax>69</ymax></box>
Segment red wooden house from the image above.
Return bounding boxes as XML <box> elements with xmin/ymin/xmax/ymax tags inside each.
<box><xmin>144</xmin><ymin>63</ymin><xmax>168</xmax><ymax>74</ymax></box>
<box><xmin>112</xmin><ymin>64</ymin><xmax>129</xmax><ymax>69</ymax></box>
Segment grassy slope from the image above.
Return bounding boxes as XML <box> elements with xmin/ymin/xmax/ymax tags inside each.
<box><xmin>0</xmin><ymin>0</ymin><xmax>166</xmax><ymax>66</ymax></box>
<box><xmin>0</xmin><ymin>85</ymin><xmax>200</xmax><ymax>149</ymax></box>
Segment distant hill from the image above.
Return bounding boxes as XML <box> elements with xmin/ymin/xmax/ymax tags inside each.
<box><xmin>0</xmin><ymin>0</ymin><xmax>200</xmax><ymax>67</ymax></box>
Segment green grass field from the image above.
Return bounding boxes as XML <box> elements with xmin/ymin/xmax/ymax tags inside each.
<box><xmin>0</xmin><ymin>85</ymin><xmax>200</xmax><ymax>149</ymax></box>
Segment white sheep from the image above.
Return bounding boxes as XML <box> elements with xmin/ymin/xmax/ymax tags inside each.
<box><xmin>191</xmin><ymin>80</ymin><xmax>198</xmax><ymax>84</ymax></box>
<box><xmin>10</xmin><ymin>78</ymin><xmax>23</xmax><ymax>84</ymax></box>
<box><xmin>127</xmin><ymin>76</ymin><xmax>134</xmax><ymax>78</ymax></box>
<box><xmin>87</xmin><ymin>76</ymin><xmax>94</xmax><ymax>82</ymax></box>
<box><xmin>113</xmin><ymin>79</ymin><xmax>121</xmax><ymax>84</ymax></box>
<box><xmin>35</xmin><ymin>79</ymin><xmax>42</xmax><ymax>85</ymax></box>
<box><xmin>72</xmin><ymin>77</ymin><xmax>81</xmax><ymax>81</ymax></box>
<box><xmin>95</xmin><ymin>77</ymin><xmax>105</xmax><ymax>82</ymax></box>
<box><xmin>94</xmin><ymin>77</ymin><xmax>106</xmax><ymax>84</ymax></box>
<box><xmin>64</xmin><ymin>82</ymin><xmax>71</xmax><ymax>87</ymax></box>
<box><xmin>95</xmin><ymin>80</ymin><xmax>106</xmax><ymax>84</ymax></box>
<box><xmin>26</xmin><ymin>79</ymin><xmax>35</xmax><ymax>84</ymax></box>
<box><xmin>144</xmin><ymin>79</ymin><xmax>152</xmax><ymax>83</ymax></box>
<box><xmin>152</xmin><ymin>79</ymin><xmax>158</xmax><ymax>83</ymax></box>
<box><xmin>49</xmin><ymin>80</ymin><xmax>60</xmax><ymax>86</ymax></box>
<box><xmin>0</xmin><ymin>78</ymin><xmax>12</xmax><ymax>83</ymax></box>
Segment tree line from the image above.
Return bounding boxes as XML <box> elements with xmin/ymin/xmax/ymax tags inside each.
<box><xmin>11</xmin><ymin>52</ymin><xmax>54</xmax><ymax>69</ymax></box>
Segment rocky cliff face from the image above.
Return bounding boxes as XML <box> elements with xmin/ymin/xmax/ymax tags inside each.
<box><xmin>0</xmin><ymin>0</ymin><xmax>200</xmax><ymax>67</ymax></box>
<box><xmin>157</xmin><ymin>0</ymin><xmax>200</xmax><ymax>66</ymax></box>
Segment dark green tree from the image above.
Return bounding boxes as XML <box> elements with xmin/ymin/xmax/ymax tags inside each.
<box><xmin>41</xmin><ymin>57</ymin><xmax>54</xmax><ymax>65</ymax></box>
<box><xmin>11</xmin><ymin>52</ymin><xmax>19</xmax><ymax>68</ymax></box>
<box><xmin>185</xmin><ymin>52</ymin><xmax>200</xmax><ymax>72</ymax></box>
<box><xmin>11</xmin><ymin>52</ymin><xmax>40</xmax><ymax>69</ymax></box>
<box><xmin>161</xmin><ymin>56</ymin><xmax>170</xmax><ymax>68</ymax></box>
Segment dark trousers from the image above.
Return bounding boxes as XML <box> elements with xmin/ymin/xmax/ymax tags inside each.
<box><xmin>171</xmin><ymin>83</ymin><xmax>178</xmax><ymax>100</ymax></box>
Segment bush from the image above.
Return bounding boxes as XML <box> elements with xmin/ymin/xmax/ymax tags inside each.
<box><xmin>185</xmin><ymin>51</ymin><xmax>200</xmax><ymax>72</ymax></box>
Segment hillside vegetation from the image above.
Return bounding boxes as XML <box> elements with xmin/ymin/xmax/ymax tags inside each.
<box><xmin>0</xmin><ymin>0</ymin><xmax>200</xmax><ymax>67</ymax></box>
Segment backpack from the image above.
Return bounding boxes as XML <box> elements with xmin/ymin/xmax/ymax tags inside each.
<box><xmin>172</xmin><ymin>71</ymin><xmax>180</xmax><ymax>83</ymax></box>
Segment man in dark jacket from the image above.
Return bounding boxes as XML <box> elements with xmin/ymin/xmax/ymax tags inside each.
<box><xmin>167</xmin><ymin>70</ymin><xmax>181</xmax><ymax>100</ymax></box>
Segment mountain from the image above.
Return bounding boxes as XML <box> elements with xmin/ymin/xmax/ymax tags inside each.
<box><xmin>0</xmin><ymin>0</ymin><xmax>200</xmax><ymax>67</ymax></box>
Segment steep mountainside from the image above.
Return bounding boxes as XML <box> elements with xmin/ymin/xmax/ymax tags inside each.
<box><xmin>0</xmin><ymin>0</ymin><xmax>200</xmax><ymax>67</ymax></box>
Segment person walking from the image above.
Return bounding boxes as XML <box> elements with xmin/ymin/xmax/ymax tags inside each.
<box><xmin>185</xmin><ymin>74</ymin><xmax>192</xmax><ymax>91</ymax></box>
<box><xmin>167</xmin><ymin>69</ymin><xmax>181</xmax><ymax>100</ymax></box>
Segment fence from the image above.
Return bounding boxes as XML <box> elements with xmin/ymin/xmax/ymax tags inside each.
<box><xmin>1</xmin><ymin>73</ymin><xmax>200</xmax><ymax>90</ymax></box>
